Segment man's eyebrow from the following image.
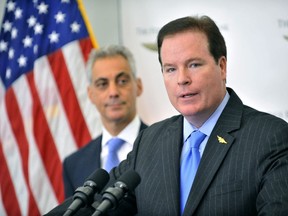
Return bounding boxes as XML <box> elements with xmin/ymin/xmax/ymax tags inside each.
<box><xmin>115</xmin><ymin>71</ymin><xmax>130</xmax><ymax>79</ymax></box>
<box><xmin>163</xmin><ymin>58</ymin><xmax>203</xmax><ymax>66</ymax></box>
<box><xmin>92</xmin><ymin>71</ymin><xmax>131</xmax><ymax>83</ymax></box>
<box><xmin>93</xmin><ymin>77</ymin><xmax>107</xmax><ymax>84</ymax></box>
<box><xmin>162</xmin><ymin>63</ymin><xmax>175</xmax><ymax>68</ymax></box>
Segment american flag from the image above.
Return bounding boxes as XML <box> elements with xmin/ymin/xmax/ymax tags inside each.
<box><xmin>0</xmin><ymin>0</ymin><xmax>101</xmax><ymax>215</ymax></box>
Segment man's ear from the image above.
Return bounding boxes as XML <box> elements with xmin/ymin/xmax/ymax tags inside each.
<box><xmin>136</xmin><ymin>78</ymin><xmax>143</xmax><ymax>97</ymax></box>
<box><xmin>219</xmin><ymin>56</ymin><xmax>227</xmax><ymax>82</ymax></box>
<box><xmin>87</xmin><ymin>85</ymin><xmax>93</xmax><ymax>101</ymax></box>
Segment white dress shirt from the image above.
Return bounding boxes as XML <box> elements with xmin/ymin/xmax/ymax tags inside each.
<box><xmin>101</xmin><ymin>115</ymin><xmax>141</xmax><ymax>169</ymax></box>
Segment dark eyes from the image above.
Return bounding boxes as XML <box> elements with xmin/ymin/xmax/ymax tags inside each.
<box><xmin>94</xmin><ymin>76</ymin><xmax>130</xmax><ymax>90</ymax></box>
<box><xmin>164</xmin><ymin>67</ymin><xmax>176</xmax><ymax>73</ymax></box>
<box><xmin>95</xmin><ymin>80</ymin><xmax>108</xmax><ymax>89</ymax></box>
<box><xmin>117</xmin><ymin>77</ymin><xmax>129</xmax><ymax>85</ymax></box>
<box><xmin>189</xmin><ymin>63</ymin><xmax>201</xmax><ymax>68</ymax></box>
<box><xmin>164</xmin><ymin>63</ymin><xmax>201</xmax><ymax>73</ymax></box>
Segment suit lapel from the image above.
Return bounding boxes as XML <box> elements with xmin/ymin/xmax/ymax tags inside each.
<box><xmin>139</xmin><ymin>121</ymin><xmax>148</xmax><ymax>131</ymax></box>
<box><xmin>184</xmin><ymin>88</ymin><xmax>243</xmax><ymax>215</ymax></box>
<box><xmin>160</xmin><ymin>116</ymin><xmax>183</xmax><ymax>215</ymax></box>
<box><xmin>184</xmin><ymin>130</ymin><xmax>235</xmax><ymax>215</ymax></box>
<box><xmin>95</xmin><ymin>136</ymin><xmax>102</xmax><ymax>168</ymax></box>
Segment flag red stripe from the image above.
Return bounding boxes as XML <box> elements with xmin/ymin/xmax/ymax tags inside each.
<box><xmin>0</xmin><ymin>141</ymin><xmax>21</xmax><ymax>215</ymax></box>
<box><xmin>79</xmin><ymin>38</ymin><xmax>94</xmax><ymax>62</ymax></box>
<box><xmin>47</xmin><ymin>49</ymin><xmax>91</xmax><ymax>148</ymax></box>
<box><xmin>0</xmin><ymin>1</ymin><xmax>99</xmax><ymax>214</ymax></box>
<box><xmin>4</xmin><ymin>88</ymin><xmax>41</xmax><ymax>215</ymax></box>
<box><xmin>26</xmin><ymin>72</ymin><xmax>65</xmax><ymax>203</ymax></box>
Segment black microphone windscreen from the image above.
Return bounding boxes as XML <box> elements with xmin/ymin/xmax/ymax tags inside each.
<box><xmin>86</xmin><ymin>168</ymin><xmax>110</xmax><ymax>190</ymax></box>
<box><xmin>118</xmin><ymin>170</ymin><xmax>141</xmax><ymax>191</ymax></box>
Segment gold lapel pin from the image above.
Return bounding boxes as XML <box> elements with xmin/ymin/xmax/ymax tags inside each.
<box><xmin>217</xmin><ymin>135</ymin><xmax>227</xmax><ymax>144</ymax></box>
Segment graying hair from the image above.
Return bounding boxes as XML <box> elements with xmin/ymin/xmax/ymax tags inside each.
<box><xmin>86</xmin><ymin>45</ymin><xmax>137</xmax><ymax>83</ymax></box>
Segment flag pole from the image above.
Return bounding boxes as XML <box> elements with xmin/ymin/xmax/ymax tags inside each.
<box><xmin>77</xmin><ymin>0</ymin><xmax>99</xmax><ymax>48</ymax></box>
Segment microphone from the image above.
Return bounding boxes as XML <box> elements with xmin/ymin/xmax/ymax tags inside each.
<box><xmin>63</xmin><ymin>168</ymin><xmax>110</xmax><ymax>216</ymax></box>
<box><xmin>91</xmin><ymin>170</ymin><xmax>141</xmax><ymax>216</ymax></box>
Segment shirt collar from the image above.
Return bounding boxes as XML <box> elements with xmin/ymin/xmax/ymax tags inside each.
<box><xmin>102</xmin><ymin>115</ymin><xmax>141</xmax><ymax>147</ymax></box>
<box><xmin>183</xmin><ymin>91</ymin><xmax>230</xmax><ymax>141</ymax></box>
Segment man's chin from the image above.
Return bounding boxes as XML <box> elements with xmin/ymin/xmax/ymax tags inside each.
<box><xmin>108</xmin><ymin>113</ymin><xmax>127</xmax><ymax>122</ymax></box>
<box><xmin>177</xmin><ymin>107</ymin><xmax>199</xmax><ymax>117</ymax></box>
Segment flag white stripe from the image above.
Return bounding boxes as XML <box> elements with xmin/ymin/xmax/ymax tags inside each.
<box><xmin>34</xmin><ymin>56</ymin><xmax>78</xmax><ymax>161</ymax></box>
<box><xmin>12</xmin><ymin>76</ymin><xmax>58</xmax><ymax>214</ymax></box>
<box><xmin>0</xmin><ymin>97</ymin><xmax>28</xmax><ymax>216</ymax></box>
<box><xmin>62</xmin><ymin>41</ymin><xmax>101</xmax><ymax>139</ymax></box>
<box><xmin>0</xmin><ymin>188</ymin><xmax>7</xmax><ymax>216</ymax></box>
<box><xmin>1</xmin><ymin>1</ymin><xmax>98</xmax><ymax>214</ymax></box>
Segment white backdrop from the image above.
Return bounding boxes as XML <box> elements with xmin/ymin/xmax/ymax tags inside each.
<box><xmin>120</xmin><ymin>0</ymin><xmax>288</xmax><ymax>124</ymax></box>
<box><xmin>1</xmin><ymin>0</ymin><xmax>287</xmax><ymax>125</ymax></box>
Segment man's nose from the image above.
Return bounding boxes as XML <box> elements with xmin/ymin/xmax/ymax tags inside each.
<box><xmin>177</xmin><ymin>68</ymin><xmax>191</xmax><ymax>86</ymax></box>
<box><xmin>108</xmin><ymin>83</ymin><xmax>120</xmax><ymax>97</ymax></box>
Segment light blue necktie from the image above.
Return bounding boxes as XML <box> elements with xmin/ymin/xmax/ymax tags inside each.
<box><xmin>180</xmin><ymin>130</ymin><xmax>206</xmax><ymax>214</ymax></box>
<box><xmin>105</xmin><ymin>137</ymin><xmax>125</xmax><ymax>172</ymax></box>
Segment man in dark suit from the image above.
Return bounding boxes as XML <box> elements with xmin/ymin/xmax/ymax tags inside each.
<box><xmin>46</xmin><ymin>16</ymin><xmax>288</xmax><ymax>216</ymax></box>
<box><xmin>99</xmin><ymin>15</ymin><xmax>288</xmax><ymax>216</ymax></box>
<box><xmin>62</xmin><ymin>45</ymin><xmax>147</xmax><ymax>198</ymax></box>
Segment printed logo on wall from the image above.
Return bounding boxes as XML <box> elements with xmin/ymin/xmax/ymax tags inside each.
<box><xmin>142</xmin><ymin>42</ymin><xmax>157</xmax><ymax>51</ymax></box>
<box><xmin>278</xmin><ymin>19</ymin><xmax>288</xmax><ymax>42</ymax></box>
<box><xmin>122</xmin><ymin>2</ymin><xmax>288</xmax><ymax>123</ymax></box>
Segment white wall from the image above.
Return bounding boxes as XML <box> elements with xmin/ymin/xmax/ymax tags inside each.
<box><xmin>0</xmin><ymin>1</ymin><xmax>5</xmax><ymax>26</ymax></box>
<box><xmin>82</xmin><ymin>0</ymin><xmax>121</xmax><ymax>46</ymax></box>
<box><xmin>1</xmin><ymin>0</ymin><xmax>288</xmax><ymax>124</ymax></box>
<box><xmin>119</xmin><ymin>0</ymin><xmax>288</xmax><ymax>124</ymax></box>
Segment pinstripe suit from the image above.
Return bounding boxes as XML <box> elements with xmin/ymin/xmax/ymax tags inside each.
<box><xmin>109</xmin><ymin>88</ymin><xmax>288</xmax><ymax>216</ymax></box>
<box><xmin>45</xmin><ymin>88</ymin><xmax>288</xmax><ymax>216</ymax></box>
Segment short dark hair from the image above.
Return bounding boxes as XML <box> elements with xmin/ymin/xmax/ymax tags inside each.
<box><xmin>157</xmin><ymin>15</ymin><xmax>227</xmax><ymax>66</ymax></box>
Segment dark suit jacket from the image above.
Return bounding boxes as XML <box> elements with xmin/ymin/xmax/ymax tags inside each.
<box><xmin>107</xmin><ymin>87</ymin><xmax>288</xmax><ymax>216</ymax></box>
<box><xmin>62</xmin><ymin>121</ymin><xmax>148</xmax><ymax>198</ymax></box>
<box><xmin>46</xmin><ymin>88</ymin><xmax>288</xmax><ymax>216</ymax></box>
